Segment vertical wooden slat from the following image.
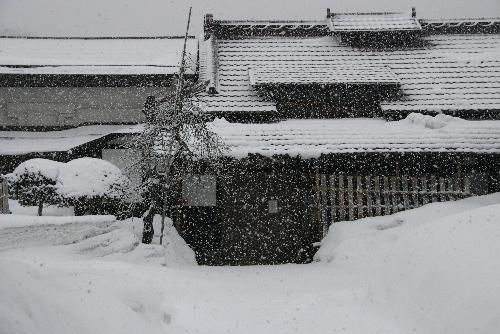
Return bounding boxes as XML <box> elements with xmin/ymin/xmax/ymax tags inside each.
<box><xmin>320</xmin><ymin>174</ymin><xmax>328</xmax><ymax>236</ymax></box>
<box><xmin>439</xmin><ymin>178</ymin><xmax>446</xmax><ymax>202</ymax></box>
<box><xmin>366</xmin><ymin>176</ymin><xmax>373</xmax><ymax>217</ymax></box>
<box><xmin>430</xmin><ymin>176</ymin><xmax>438</xmax><ymax>203</ymax></box>
<box><xmin>329</xmin><ymin>175</ymin><xmax>336</xmax><ymax>224</ymax></box>
<box><xmin>411</xmin><ymin>177</ymin><xmax>419</xmax><ymax>208</ymax></box>
<box><xmin>447</xmin><ymin>178</ymin><xmax>455</xmax><ymax>201</ymax></box>
<box><xmin>454</xmin><ymin>177</ymin><xmax>463</xmax><ymax>199</ymax></box>
<box><xmin>390</xmin><ymin>176</ymin><xmax>398</xmax><ymax>213</ymax></box>
<box><xmin>464</xmin><ymin>177</ymin><xmax>471</xmax><ymax>195</ymax></box>
<box><xmin>374</xmin><ymin>177</ymin><xmax>382</xmax><ymax>216</ymax></box>
<box><xmin>402</xmin><ymin>176</ymin><xmax>409</xmax><ymax>210</ymax></box>
<box><xmin>0</xmin><ymin>179</ymin><xmax>8</xmax><ymax>214</ymax></box>
<box><xmin>383</xmin><ymin>176</ymin><xmax>391</xmax><ymax>215</ymax></box>
<box><xmin>421</xmin><ymin>176</ymin><xmax>429</xmax><ymax>205</ymax></box>
<box><xmin>338</xmin><ymin>176</ymin><xmax>346</xmax><ymax>222</ymax></box>
<box><xmin>356</xmin><ymin>176</ymin><xmax>363</xmax><ymax>219</ymax></box>
<box><xmin>347</xmin><ymin>176</ymin><xmax>354</xmax><ymax>221</ymax></box>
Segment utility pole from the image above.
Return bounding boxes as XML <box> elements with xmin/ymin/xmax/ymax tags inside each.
<box><xmin>159</xmin><ymin>7</ymin><xmax>192</xmax><ymax>245</ymax></box>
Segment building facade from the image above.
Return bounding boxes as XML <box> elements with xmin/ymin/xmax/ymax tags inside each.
<box><xmin>177</xmin><ymin>9</ymin><xmax>500</xmax><ymax>265</ymax></box>
<box><xmin>0</xmin><ymin>36</ymin><xmax>198</xmax><ymax>177</ymax></box>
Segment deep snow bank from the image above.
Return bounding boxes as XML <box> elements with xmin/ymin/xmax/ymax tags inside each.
<box><xmin>316</xmin><ymin>193</ymin><xmax>500</xmax><ymax>333</ymax></box>
<box><xmin>70</xmin><ymin>215</ymin><xmax>197</xmax><ymax>266</ymax></box>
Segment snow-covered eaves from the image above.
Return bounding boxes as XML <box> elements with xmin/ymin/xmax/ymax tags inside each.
<box><xmin>0</xmin><ymin>37</ymin><xmax>198</xmax><ymax>75</ymax></box>
<box><xmin>249</xmin><ymin>65</ymin><xmax>400</xmax><ymax>86</ymax></box>
<box><xmin>209</xmin><ymin>114</ymin><xmax>500</xmax><ymax>158</ymax></box>
<box><xmin>0</xmin><ymin>125</ymin><xmax>139</xmax><ymax>156</ymax></box>
<box><xmin>329</xmin><ymin>12</ymin><xmax>422</xmax><ymax>33</ymax></box>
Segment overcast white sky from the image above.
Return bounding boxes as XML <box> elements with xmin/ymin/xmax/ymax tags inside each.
<box><xmin>1</xmin><ymin>0</ymin><xmax>499</xmax><ymax>37</ymax></box>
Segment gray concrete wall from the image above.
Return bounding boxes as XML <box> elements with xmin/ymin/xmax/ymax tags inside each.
<box><xmin>0</xmin><ymin>87</ymin><xmax>169</xmax><ymax>127</ymax></box>
<box><xmin>102</xmin><ymin>148</ymin><xmax>143</xmax><ymax>202</ymax></box>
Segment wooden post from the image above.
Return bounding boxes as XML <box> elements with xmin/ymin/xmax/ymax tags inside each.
<box><xmin>383</xmin><ymin>176</ymin><xmax>391</xmax><ymax>215</ymax></box>
<box><xmin>411</xmin><ymin>177</ymin><xmax>419</xmax><ymax>208</ymax></box>
<box><xmin>315</xmin><ymin>167</ymin><xmax>322</xmax><ymax>234</ymax></box>
<box><xmin>390</xmin><ymin>176</ymin><xmax>398</xmax><ymax>213</ymax></box>
<box><xmin>402</xmin><ymin>176</ymin><xmax>409</xmax><ymax>210</ymax></box>
<box><xmin>421</xmin><ymin>176</ymin><xmax>429</xmax><ymax>205</ymax></box>
<box><xmin>439</xmin><ymin>178</ymin><xmax>446</xmax><ymax>202</ymax></box>
<box><xmin>0</xmin><ymin>179</ymin><xmax>9</xmax><ymax>214</ymax></box>
<box><xmin>430</xmin><ymin>176</ymin><xmax>437</xmax><ymax>203</ymax></box>
<box><xmin>338</xmin><ymin>175</ymin><xmax>346</xmax><ymax>221</ymax></box>
<box><xmin>347</xmin><ymin>176</ymin><xmax>354</xmax><ymax>220</ymax></box>
<box><xmin>366</xmin><ymin>176</ymin><xmax>373</xmax><ymax>217</ymax></box>
<box><xmin>356</xmin><ymin>176</ymin><xmax>363</xmax><ymax>219</ymax></box>
<box><xmin>454</xmin><ymin>177</ymin><xmax>463</xmax><ymax>199</ymax></box>
<box><xmin>464</xmin><ymin>177</ymin><xmax>471</xmax><ymax>195</ymax></box>
<box><xmin>320</xmin><ymin>174</ymin><xmax>328</xmax><ymax>237</ymax></box>
<box><xmin>330</xmin><ymin>175</ymin><xmax>336</xmax><ymax>224</ymax></box>
<box><xmin>374</xmin><ymin>176</ymin><xmax>382</xmax><ymax>216</ymax></box>
<box><xmin>448</xmin><ymin>178</ymin><xmax>455</xmax><ymax>201</ymax></box>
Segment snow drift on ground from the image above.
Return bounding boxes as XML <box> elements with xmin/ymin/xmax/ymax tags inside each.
<box><xmin>0</xmin><ymin>194</ymin><xmax>499</xmax><ymax>334</ymax></box>
<box><xmin>315</xmin><ymin>193</ymin><xmax>500</xmax><ymax>333</ymax></box>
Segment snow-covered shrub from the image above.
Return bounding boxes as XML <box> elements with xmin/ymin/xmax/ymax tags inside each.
<box><xmin>5</xmin><ymin>159</ymin><xmax>65</xmax><ymax>216</ymax></box>
<box><xmin>56</xmin><ymin>158</ymin><xmax>130</xmax><ymax>217</ymax></box>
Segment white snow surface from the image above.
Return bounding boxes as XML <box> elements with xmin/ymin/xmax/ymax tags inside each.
<box><xmin>56</xmin><ymin>158</ymin><xmax>130</xmax><ymax>199</ymax></box>
<box><xmin>1</xmin><ymin>194</ymin><xmax>499</xmax><ymax>333</ymax></box>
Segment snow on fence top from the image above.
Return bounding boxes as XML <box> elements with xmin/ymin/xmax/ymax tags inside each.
<box><xmin>0</xmin><ymin>37</ymin><xmax>198</xmax><ymax>75</ymax></box>
<box><xmin>0</xmin><ymin>125</ymin><xmax>139</xmax><ymax>155</ymax></box>
<box><xmin>209</xmin><ymin>114</ymin><xmax>500</xmax><ymax>158</ymax></box>
<box><xmin>329</xmin><ymin>12</ymin><xmax>422</xmax><ymax>32</ymax></box>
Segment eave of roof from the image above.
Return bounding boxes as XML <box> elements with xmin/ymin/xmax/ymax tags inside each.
<box><xmin>209</xmin><ymin>115</ymin><xmax>500</xmax><ymax>158</ymax></box>
<box><xmin>0</xmin><ymin>125</ymin><xmax>140</xmax><ymax>156</ymax></box>
<box><xmin>0</xmin><ymin>36</ymin><xmax>198</xmax><ymax>75</ymax></box>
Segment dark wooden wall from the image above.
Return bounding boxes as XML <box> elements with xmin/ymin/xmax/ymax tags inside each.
<box><xmin>178</xmin><ymin>152</ymin><xmax>500</xmax><ymax>266</ymax></box>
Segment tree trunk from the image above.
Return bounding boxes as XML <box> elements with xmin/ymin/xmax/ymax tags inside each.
<box><xmin>38</xmin><ymin>201</ymin><xmax>43</xmax><ymax>216</ymax></box>
<box><xmin>142</xmin><ymin>207</ymin><xmax>155</xmax><ymax>244</ymax></box>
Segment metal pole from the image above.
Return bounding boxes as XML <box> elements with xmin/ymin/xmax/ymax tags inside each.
<box><xmin>160</xmin><ymin>7</ymin><xmax>192</xmax><ymax>245</ymax></box>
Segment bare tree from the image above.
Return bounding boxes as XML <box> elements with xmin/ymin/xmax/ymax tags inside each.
<box><xmin>135</xmin><ymin>8</ymin><xmax>225</xmax><ymax>244</ymax></box>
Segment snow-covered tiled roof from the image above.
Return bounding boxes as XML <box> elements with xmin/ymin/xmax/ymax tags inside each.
<box><xmin>0</xmin><ymin>125</ymin><xmax>137</xmax><ymax>155</ymax></box>
<box><xmin>209</xmin><ymin>114</ymin><xmax>500</xmax><ymax>158</ymax></box>
<box><xmin>329</xmin><ymin>12</ymin><xmax>422</xmax><ymax>32</ymax></box>
<box><xmin>249</xmin><ymin>65</ymin><xmax>400</xmax><ymax>86</ymax></box>
<box><xmin>200</xmin><ymin>31</ymin><xmax>500</xmax><ymax>115</ymax></box>
<box><xmin>0</xmin><ymin>37</ymin><xmax>198</xmax><ymax>75</ymax></box>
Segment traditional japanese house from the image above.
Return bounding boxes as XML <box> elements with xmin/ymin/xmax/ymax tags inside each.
<box><xmin>179</xmin><ymin>9</ymin><xmax>500</xmax><ymax>265</ymax></box>
<box><xmin>0</xmin><ymin>36</ymin><xmax>198</xmax><ymax>176</ymax></box>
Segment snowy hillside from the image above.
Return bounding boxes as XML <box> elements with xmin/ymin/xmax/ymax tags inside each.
<box><xmin>1</xmin><ymin>195</ymin><xmax>499</xmax><ymax>334</ymax></box>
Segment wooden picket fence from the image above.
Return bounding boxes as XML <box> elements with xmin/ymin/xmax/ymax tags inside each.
<box><xmin>317</xmin><ymin>174</ymin><xmax>471</xmax><ymax>236</ymax></box>
<box><xmin>0</xmin><ymin>178</ymin><xmax>10</xmax><ymax>214</ymax></box>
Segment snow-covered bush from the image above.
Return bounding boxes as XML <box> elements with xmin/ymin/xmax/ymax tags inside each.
<box><xmin>56</xmin><ymin>158</ymin><xmax>130</xmax><ymax>216</ymax></box>
<box><xmin>5</xmin><ymin>159</ymin><xmax>65</xmax><ymax>216</ymax></box>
